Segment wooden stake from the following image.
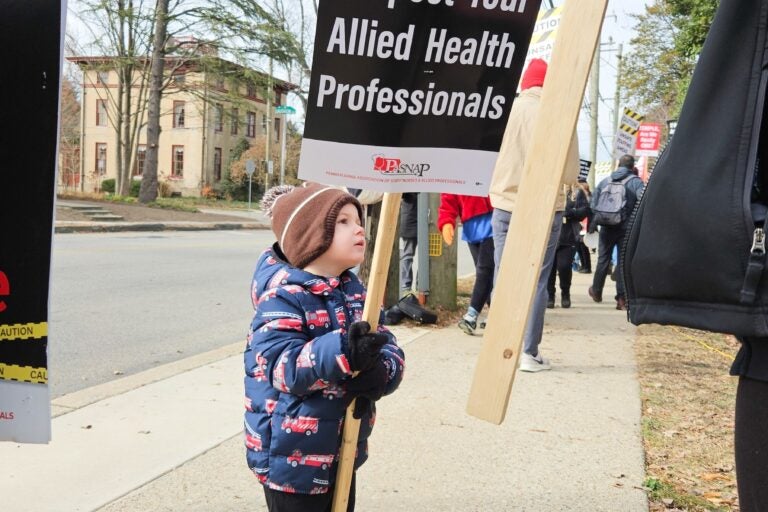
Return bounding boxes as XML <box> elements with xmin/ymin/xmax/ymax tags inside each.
<box><xmin>466</xmin><ymin>0</ymin><xmax>609</xmax><ymax>425</ymax></box>
<box><xmin>332</xmin><ymin>192</ymin><xmax>402</xmax><ymax>512</ymax></box>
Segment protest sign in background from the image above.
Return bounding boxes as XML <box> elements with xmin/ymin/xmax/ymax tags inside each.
<box><xmin>635</xmin><ymin>122</ymin><xmax>661</xmax><ymax>157</ymax></box>
<box><xmin>613</xmin><ymin>106</ymin><xmax>644</xmax><ymax>159</ymax></box>
<box><xmin>299</xmin><ymin>0</ymin><xmax>542</xmax><ymax>195</ymax></box>
<box><xmin>0</xmin><ymin>0</ymin><xmax>63</xmax><ymax>443</ymax></box>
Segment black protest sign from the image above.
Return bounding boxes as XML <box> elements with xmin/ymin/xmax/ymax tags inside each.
<box><xmin>578</xmin><ymin>159</ymin><xmax>591</xmax><ymax>181</ymax></box>
<box><xmin>299</xmin><ymin>0</ymin><xmax>542</xmax><ymax>194</ymax></box>
<box><xmin>0</xmin><ymin>0</ymin><xmax>60</xmax><ymax>443</ymax></box>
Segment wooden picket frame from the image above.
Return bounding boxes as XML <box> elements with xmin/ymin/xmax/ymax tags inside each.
<box><xmin>332</xmin><ymin>192</ymin><xmax>402</xmax><ymax>512</ymax></box>
<box><xmin>467</xmin><ymin>0</ymin><xmax>609</xmax><ymax>425</ymax></box>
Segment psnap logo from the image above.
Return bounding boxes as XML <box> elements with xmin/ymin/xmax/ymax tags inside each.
<box><xmin>372</xmin><ymin>154</ymin><xmax>430</xmax><ymax>177</ymax></box>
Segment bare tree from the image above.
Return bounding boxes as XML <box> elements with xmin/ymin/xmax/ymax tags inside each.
<box><xmin>138</xmin><ymin>0</ymin><xmax>169</xmax><ymax>203</ymax></box>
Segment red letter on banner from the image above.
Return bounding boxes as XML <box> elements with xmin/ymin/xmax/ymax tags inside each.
<box><xmin>0</xmin><ymin>271</ymin><xmax>9</xmax><ymax>312</ymax></box>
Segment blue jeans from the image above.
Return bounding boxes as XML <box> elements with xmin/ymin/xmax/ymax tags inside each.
<box><xmin>492</xmin><ymin>208</ymin><xmax>563</xmax><ymax>356</ymax></box>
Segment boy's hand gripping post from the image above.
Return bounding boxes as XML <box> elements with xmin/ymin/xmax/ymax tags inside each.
<box><xmin>332</xmin><ymin>192</ymin><xmax>402</xmax><ymax>512</ymax></box>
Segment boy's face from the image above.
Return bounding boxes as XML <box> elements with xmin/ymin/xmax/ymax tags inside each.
<box><xmin>310</xmin><ymin>203</ymin><xmax>365</xmax><ymax>275</ymax></box>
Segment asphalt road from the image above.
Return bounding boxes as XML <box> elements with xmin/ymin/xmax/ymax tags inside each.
<box><xmin>48</xmin><ymin>229</ymin><xmax>475</xmax><ymax>398</ymax></box>
<box><xmin>48</xmin><ymin>230</ymin><xmax>276</xmax><ymax>398</ymax></box>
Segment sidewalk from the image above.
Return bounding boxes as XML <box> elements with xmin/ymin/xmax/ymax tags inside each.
<box><xmin>1</xmin><ymin>274</ymin><xmax>647</xmax><ymax>511</ymax></box>
<box><xmin>54</xmin><ymin>200</ymin><xmax>270</xmax><ymax>233</ymax></box>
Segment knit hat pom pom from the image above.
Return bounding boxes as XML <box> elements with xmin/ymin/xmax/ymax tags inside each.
<box><xmin>261</xmin><ymin>185</ymin><xmax>295</xmax><ymax>218</ymax></box>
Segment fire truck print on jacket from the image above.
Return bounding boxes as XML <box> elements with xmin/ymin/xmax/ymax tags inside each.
<box><xmin>244</xmin><ymin>245</ymin><xmax>405</xmax><ymax>495</ymax></box>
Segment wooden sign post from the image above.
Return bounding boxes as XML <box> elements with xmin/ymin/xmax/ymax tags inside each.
<box><xmin>332</xmin><ymin>192</ymin><xmax>402</xmax><ymax>512</ymax></box>
<box><xmin>467</xmin><ymin>0</ymin><xmax>609</xmax><ymax>425</ymax></box>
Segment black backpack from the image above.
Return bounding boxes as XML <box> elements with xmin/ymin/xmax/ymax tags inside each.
<box><xmin>624</xmin><ymin>0</ymin><xmax>768</xmax><ymax>336</ymax></box>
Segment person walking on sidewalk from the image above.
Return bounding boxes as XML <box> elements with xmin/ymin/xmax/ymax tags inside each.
<box><xmin>588</xmin><ymin>154</ymin><xmax>644</xmax><ymax>310</ymax></box>
<box><xmin>438</xmin><ymin>193</ymin><xmax>495</xmax><ymax>335</ymax></box>
<box><xmin>575</xmin><ymin>179</ymin><xmax>593</xmax><ymax>273</ymax></box>
<box><xmin>489</xmin><ymin>58</ymin><xmax>581</xmax><ymax>372</ymax></box>
<box><xmin>547</xmin><ymin>184</ymin><xmax>590</xmax><ymax>308</ymax></box>
<box><xmin>245</xmin><ymin>184</ymin><xmax>405</xmax><ymax>512</ymax></box>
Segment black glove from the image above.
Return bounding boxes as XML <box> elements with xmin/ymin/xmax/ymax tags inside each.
<box><xmin>345</xmin><ymin>360</ymin><xmax>389</xmax><ymax>419</ymax></box>
<box><xmin>347</xmin><ymin>321</ymin><xmax>388</xmax><ymax>372</ymax></box>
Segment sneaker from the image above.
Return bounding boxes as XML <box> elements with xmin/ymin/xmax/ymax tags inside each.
<box><xmin>588</xmin><ymin>286</ymin><xmax>602</xmax><ymax>303</ymax></box>
<box><xmin>561</xmin><ymin>294</ymin><xmax>571</xmax><ymax>309</ymax></box>
<box><xmin>458</xmin><ymin>317</ymin><xmax>477</xmax><ymax>335</ymax></box>
<box><xmin>577</xmin><ymin>268</ymin><xmax>592</xmax><ymax>274</ymax></box>
<box><xmin>479</xmin><ymin>320</ymin><xmax>487</xmax><ymax>329</ymax></box>
<box><xmin>546</xmin><ymin>296</ymin><xmax>555</xmax><ymax>309</ymax></box>
<box><xmin>519</xmin><ymin>352</ymin><xmax>552</xmax><ymax>372</ymax></box>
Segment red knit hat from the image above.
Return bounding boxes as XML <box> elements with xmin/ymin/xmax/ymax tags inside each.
<box><xmin>520</xmin><ymin>58</ymin><xmax>548</xmax><ymax>90</ymax></box>
<box><xmin>261</xmin><ymin>183</ymin><xmax>363</xmax><ymax>269</ymax></box>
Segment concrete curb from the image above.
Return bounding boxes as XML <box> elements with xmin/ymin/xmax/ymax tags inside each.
<box><xmin>54</xmin><ymin>221</ymin><xmax>270</xmax><ymax>233</ymax></box>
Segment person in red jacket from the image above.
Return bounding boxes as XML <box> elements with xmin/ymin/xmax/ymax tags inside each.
<box><xmin>438</xmin><ymin>193</ymin><xmax>495</xmax><ymax>335</ymax></box>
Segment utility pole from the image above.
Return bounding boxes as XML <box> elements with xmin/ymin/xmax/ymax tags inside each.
<box><xmin>588</xmin><ymin>44</ymin><xmax>599</xmax><ymax>188</ymax></box>
<box><xmin>265</xmin><ymin>55</ymin><xmax>273</xmax><ymax>191</ymax></box>
<box><xmin>612</xmin><ymin>43</ymin><xmax>623</xmax><ymax>139</ymax></box>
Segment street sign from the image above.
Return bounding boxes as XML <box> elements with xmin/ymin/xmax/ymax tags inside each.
<box><xmin>636</xmin><ymin>123</ymin><xmax>661</xmax><ymax>157</ymax></box>
<box><xmin>245</xmin><ymin>159</ymin><xmax>256</xmax><ymax>176</ymax></box>
<box><xmin>613</xmin><ymin>107</ymin><xmax>644</xmax><ymax>159</ymax></box>
<box><xmin>275</xmin><ymin>105</ymin><xmax>296</xmax><ymax>115</ymax></box>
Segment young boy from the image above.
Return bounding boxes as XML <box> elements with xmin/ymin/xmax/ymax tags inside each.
<box><xmin>244</xmin><ymin>183</ymin><xmax>405</xmax><ymax>512</ymax></box>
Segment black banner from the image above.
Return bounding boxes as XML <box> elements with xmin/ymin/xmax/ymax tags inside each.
<box><xmin>0</xmin><ymin>0</ymin><xmax>60</xmax><ymax>385</ymax></box>
<box><xmin>304</xmin><ymin>0</ymin><xmax>542</xmax><ymax>152</ymax></box>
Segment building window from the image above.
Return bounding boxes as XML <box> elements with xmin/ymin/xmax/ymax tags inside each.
<box><xmin>172</xmin><ymin>72</ymin><xmax>186</xmax><ymax>85</ymax></box>
<box><xmin>214</xmin><ymin>147</ymin><xmax>222</xmax><ymax>182</ymax></box>
<box><xmin>96</xmin><ymin>99</ymin><xmax>108</xmax><ymax>127</ymax></box>
<box><xmin>96</xmin><ymin>71</ymin><xmax>109</xmax><ymax>85</ymax></box>
<box><xmin>173</xmin><ymin>101</ymin><xmax>185</xmax><ymax>128</ymax></box>
<box><xmin>95</xmin><ymin>143</ymin><xmax>107</xmax><ymax>175</ymax></box>
<box><xmin>246</xmin><ymin>84</ymin><xmax>256</xmax><ymax>98</ymax></box>
<box><xmin>274</xmin><ymin>117</ymin><xmax>280</xmax><ymax>143</ymax></box>
<box><xmin>134</xmin><ymin>144</ymin><xmax>146</xmax><ymax>176</ymax></box>
<box><xmin>230</xmin><ymin>108</ymin><xmax>239</xmax><ymax>135</ymax></box>
<box><xmin>172</xmin><ymin>145</ymin><xmax>184</xmax><ymax>177</ymax></box>
<box><xmin>261</xmin><ymin>114</ymin><xmax>267</xmax><ymax>132</ymax></box>
<box><xmin>214</xmin><ymin>104</ymin><xmax>223</xmax><ymax>132</ymax></box>
<box><xmin>246</xmin><ymin>111</ymin><xmax>256</xmax><ymax>138</ymax></box>
<box><xmin>215</xmin><ymin>76</ymin><xmax>225</xmax><ymax>90</ymax></box>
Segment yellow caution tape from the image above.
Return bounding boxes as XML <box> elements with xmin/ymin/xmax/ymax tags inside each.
<box><xmin>0</xmin><ymin>322</ymin><xmax>48</xmax><ymax>341</ymax></box>
<box><xmin>0</xmin><ymin>363</ymin><xmax>47</xmax><ymax>384</ymax></box>
<box><xmin>671</xmin><ymin>326</ymin><xmax>735</xmax><ymax>362</ymax></box>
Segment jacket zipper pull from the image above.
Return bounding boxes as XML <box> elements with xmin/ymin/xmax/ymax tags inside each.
<box><xmin>751</xmin><ymin>226</ymin><xmax>766</xmax><ymax>255</ymax></box>
<box><xmin>741</xmin><ymin>225</ymin><xmax>767</xmax><ymax>304</ymax></box>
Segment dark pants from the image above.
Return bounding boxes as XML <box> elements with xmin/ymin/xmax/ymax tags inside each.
<box><xmin>263</xmin><ymin>475</ymin><xmax>356</xmax><ymax>512</ymax></box>
<box><xmin>735</xmin><ymin>377</ymin><xmax>768</xmax><ymax>512</ymax></box>
<box><xmin>547</xmin><ymin>245</ymin><xmax>576</xmax><ymax>298</ymax></box>
<box><xmin>576</xmin><ymin>240</ymin><xmax>591</xmax><ymax>271</ymax></box>
<box><xmin>467</xmin><ymin>237</ymin><xmax>495</xmax><ymax>313</ymax></box>
<box><xmin>591</xmin><ymin>225</ymin><xmax>626</xmax><ymax>300</ymax></box>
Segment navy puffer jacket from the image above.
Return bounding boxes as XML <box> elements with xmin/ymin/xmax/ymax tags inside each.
<box><xmin>244</xmin><ymin>245</ymin><xmax>405</xmax><ymax>495</ymax></box>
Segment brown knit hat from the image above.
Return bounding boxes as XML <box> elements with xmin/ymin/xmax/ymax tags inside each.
<box><xmin>261</xmin><ymin>183</ymin><xmax>363</xmax><ymax>269</ymax></box>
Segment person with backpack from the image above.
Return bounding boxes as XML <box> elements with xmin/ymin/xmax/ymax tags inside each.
<box><xmin>588</xmin><ymin>154</ymin><xmax>644</xmax><ymax>310</ymax></box>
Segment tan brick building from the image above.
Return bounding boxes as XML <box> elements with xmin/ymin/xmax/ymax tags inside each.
<box><xmin>68</xmin><ymin>53</ymin><xmax>294</xmax><ymax>196</ymax></box>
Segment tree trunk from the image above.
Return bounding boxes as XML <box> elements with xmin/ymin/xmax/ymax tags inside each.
<box><xmin>140</xmin><ymin>0</ymin><xmax>169</xmax><ymax>203</ymax></box>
